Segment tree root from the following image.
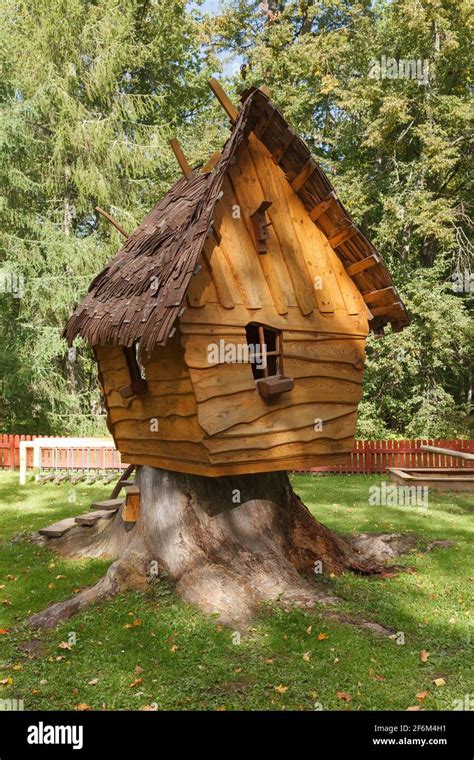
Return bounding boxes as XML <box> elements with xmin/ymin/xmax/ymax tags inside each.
<box><xmin>27</xmin><ymin>467</ymin><xmax>439</xmax><ymax>630</ymax></box>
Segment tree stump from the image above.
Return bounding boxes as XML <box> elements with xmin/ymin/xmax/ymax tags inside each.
<box><xmin>29</xmin><ymin>467</ymin><xmax>381</xmax><ymax>629</ymax></box>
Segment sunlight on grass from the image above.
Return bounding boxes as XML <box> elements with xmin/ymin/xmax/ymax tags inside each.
<box><xmin>0</xmin><ymin>472</ymin><xmax>472</xmax><ymax>711</ymax></box>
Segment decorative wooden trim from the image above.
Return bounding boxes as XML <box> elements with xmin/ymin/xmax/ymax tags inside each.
<box><xmin>328</xmin><ymin>222</ymin><xmax>357</xmax><ymax>249</ymax></box>
<box><xmin>345</xmin><ymin>254</ymin><xmax>380</xmax><ymax>277</ymax></box>
<box><xmin>271</xmin><ymin>127</ymin><xmax>296</xmax><ymax>165</ymax></box>
<box><xmin>208</xmin><ymin>78</ymin><xmax>238</xmax><ymax>122</ymax></box>
<box><xmin>291</xmin><ymin>158</ymin><xmax>316</xmax><ymax>192</ymax></box>
<box><xmin>254</xmin><ymin>102</ymin><xmax>277</xmax><ymax>139</ymax></box>
<box><xmin>363</xmin><ymin>286</ymin><xmax>397</xmax><ymax>305</ymax></box>
<box><xmin>200</xmin><ymin>151</ymin><xmax>221</xmax><ymax>174</ymax></box>
<box><xmin>95</xmin><ymin>207</ymin><xmax>130</xmax><ymax>239</ymax></box>
<box><xmin>169</xmin><ymin>138</ymin><xmax>193</xmax><ymax>181</ymax></box>
<box><xmin>308</xmin><ymin>191</ymin><xmax>337</xmax><ymax>222</ymax></box>
<box><xmin>370</xmin><ymin>301</ymin><xmax>404</xmax><ymax>317</ymax></box>
<box><xmin>251</xmin><ymin>201</ymin><xmax>272</xmax><ymax>253</ymax></box>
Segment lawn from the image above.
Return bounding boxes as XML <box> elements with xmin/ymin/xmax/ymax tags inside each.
<box><xmin>0</xmin><ymin>471</ymin><xmax>472</xmax><ymax>711</ymax></box>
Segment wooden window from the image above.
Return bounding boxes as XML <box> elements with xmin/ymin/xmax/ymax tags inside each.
<box><xmin>245</xmin><ymin>323</ymin><xmax>294</xmax><ymax>398</ymax></box>
<box><xmin>119</xmin><ymin>344</ymin><xmax>148</xmax><ymax>399</ymax></box>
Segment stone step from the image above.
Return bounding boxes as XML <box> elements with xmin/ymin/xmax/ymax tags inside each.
<box><xmin>90</xmin><ymin>498</ymin><xmax>124</xmax><ymax>511</ymax></box>
<box><xmin>75</xmin><ymin>509</ymin><xmax>117</xmax><ymax>527</ymax></box>
<box><xmin>39</xmin><ymin>518</ymin><xmax>77</xmax><ymax>537</ymax></box>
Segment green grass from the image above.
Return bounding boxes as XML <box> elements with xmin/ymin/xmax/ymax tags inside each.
<box><xmin>0</xmin><ymin>471</ymin><xmax>472</xmax><ymax>711</ymax></box>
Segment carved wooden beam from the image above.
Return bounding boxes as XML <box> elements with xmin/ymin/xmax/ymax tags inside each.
<box><xmin>308</xmin><ymin>191</ymin><xmax>337</xmax><ymax>222</ymax></box>
<box><xmin>328</xmin><ymin>222</ymin><xmax>357</xmax><ymax>248</ymax></box>
<box><xmin>271</xmin><ymin>127</ymin><xmax>296</xmax><ymax>165</ymax></box>
<box><xmin>345</xmin><ymin>253</ymin><xmax>380</xmax><ymax>277</ymax></box>
<box><xmin>208</xmin><ymin>78</ymin><xmax>238</xmax><ymax>122</ymax></box>
<box><xmin>370</xmin><ymin>301</ymin><xmax>404</xmax><ymax>317</ymax></box>
<box><xmin>169</xmin><ymin>138</ymin><xmax>193</xmax><ymax>181</ymax></box>
<box><xmin>363</xmin><ymin>286</ymin><xmax>397</xmax><ymax>305</ymax></box>
<box><xmin>291</xmin><ymin>158</ymin><xmax>316</xmax><ymax>192</ymax></box>
<box><xmin>200</xmin><ymin>151</ymin><xmax>222</xmax><ymax>174</ymax></box>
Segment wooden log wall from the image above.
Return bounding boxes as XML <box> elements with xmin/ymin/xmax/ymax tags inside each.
<box><xmin>97</xmin><ymin>132</ymin><xmax>370</xmax><ymax>476</ymax></box>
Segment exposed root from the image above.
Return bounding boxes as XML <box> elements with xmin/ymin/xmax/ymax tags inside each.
<box><xmin>28</xmin><ymin>547</ymin><xmax>150</xmax><ymax>629</ymax></box>
<box><xmin>28</xmin><ymin>467</ymin><xmax>449</xmax><ymax>630</ymax></box>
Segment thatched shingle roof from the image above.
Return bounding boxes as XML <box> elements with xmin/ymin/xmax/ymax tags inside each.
<box><xmin>65</xmin><ymin>88</ymin><xmax>409</xmax><ymax>352</ymax></box>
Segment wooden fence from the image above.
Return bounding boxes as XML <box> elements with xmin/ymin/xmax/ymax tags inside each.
<box><xmin>1</xmin><ymin>434</ymin><xmax>472</xmax><ymax>474</ymax></box>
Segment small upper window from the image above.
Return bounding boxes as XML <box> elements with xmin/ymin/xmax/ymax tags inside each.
<box><xmin>245</xmin><ymin>323</ymin><xmax>294</xmax><ymax>398</ymax></box>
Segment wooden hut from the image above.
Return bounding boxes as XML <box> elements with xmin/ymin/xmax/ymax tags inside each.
<box><xmin>65</xmin><ymin>82</ymin><xmax>409</xmax><ymax>477</ymax></box>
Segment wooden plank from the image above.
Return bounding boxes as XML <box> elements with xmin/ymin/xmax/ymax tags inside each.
<box><xmin>328</xmin><ymin>223</ymin><xmax>357</xmax><ymax>248</ymax></box>
<box><xmin>208</xmin><ymin>436</ymin><xmax>354</xmax><ymax>465</ymax></box>
<box><xmin>369</xmin><ymin>301</ymin><xmax>404</xmax><ymax>317</ymax></box>
<box><xmin>208</xmin><ymin>78</ymin><xmax>238</xmax><ymax>121</ymax></box>
<box><xmin>121</xmin><ymin>449</ymin><xmax>349</xmax><ymax>478</ymax></box>
<box><xmin>271</xmin><ymin>127</ymin><xmax>296</xmax><ymax>165</ymax></box>
<box><xmin>186</xmin><ymin>256</ymin><xmax>219</xmax><ymax>308</ymax></box>
<box><xmin>202</xmin><ymin>240</ymin><xmax>237</xmax><ymax>309</ymax></box>
<box><xmin>346</xmin><ymin>254</ymin><xmax>380</xmax><ymax>277</ymax></box>
<box><xmin>204</xmin><ymin>412</ymin><xmax>358</xmax><ymax>453</ymax></box>
<box><xmin>283</xmin><ymin>340</ymin><xmax>365</xmax><ymax>368</ymax></box>
<box><xmin>290</xmin><ymin>158</ymin><xmax>316</xmax><ymax>192</ymax></box>
<box><xmin>39</xmin><ymin>518</ymin><xmax>77</xmax><ymax>537</ymax></box>
<box><xmin>200</xmin><ymin>151</ymin><xmax>221</xmax><ymax>173</ymax></box>
<box><xmin>118</xmin><ymin>439</ymin><xmax>207</xmax><ymax>463</ymax></box>
<box><xmin>107</xmin><ymin>393</ymin><xmax>197</xmax><ymax>417</ymax></box>
<box><xmin>219</xmin><ymin>403</ymin><xmax>357</xmax><ymax>438</ymax></box>
<box><xmin>91</xmin><ymin>498</ymin><xmax>124</xmax><ymax>510</ymax></box>
<box><xmin>247</xmin><ymin>134</ymin><xmax>316</xmax><ymax>316</ymax></box>
<box><xmin>228</xmin><ymin>144</ymin><xmax>291</xmax><ymax>313</ymax></box>
<box><xmin>75</xmin><ymin>510</ymin><xmax>117</xmax><ymax>526</ymax></box>
<box><xmin>363</xmin><ymin>286</ymin><xmax>397</xmax><ymax>305</ymax></box>
<box><xmin>309</xmin><ymin>192</ymin><xmax>337</xmax><ymax>222</ymax></box>
<box><xmin>180</xmin><ymin>303</ymin><xmax>368</xmax><ymax>335</ymax></box>
<box><xmin>114</xmin><ymin>416</ymin><xmax>203</xmax><ymax>443</ymax></box>
<box><xmin>197</xmin><ymin>377</ymin><xmax>363</xmax><ymax>435</ymax></box>
<box><xmin>212</xmin><ymin>178</ymin><xmax>269</xmax><ymax>309</ymax></box>
<box><xmin>169</xmin><ymin>138</ymin><xmax>193</xmax><ymax>180</ymax></box>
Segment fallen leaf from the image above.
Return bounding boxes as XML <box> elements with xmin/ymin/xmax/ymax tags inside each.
<box><xmin>275</xmin><ymin>684</ymin><xmax>288</xmax><ymax>694</ymax></box>
<box><xmin>129</xmin><ymin>678</ymin><xmax>143</xmax><ymax>688</ymax></box>
<box><xmin>1</xmin><ymin>600</ymin><xmax>12</xmax><ymax>606</ymax></box>
<box><xmin>58</xmin><ymin>642</ymin><xmax>72</xmax><ymax>650</ymax></box>
<box><xmin>433</xmin><ymin>678</ymin><xmax>446</xmax><ymax>687</ymax></box>
<box><xmin>74</xmin><ymin>703</ymin><xmax>91</xmax><ymax>711</ymax></box>
<box><xmin>88</xmin><ymin>678</ymin><xmax>98</xmax><ymax>686</ymax></box>
<box><xmin>303</xmin><ymin>651</ymin><xmax>311</xmax><ymax>662</ymax></box>
<box><xmin>0</xmin><ymin>629</ymin><xmax>8</xmax><ymax>635</ymax></box>
<box><xmin>134</xmin><ymin>666</ymin><xmax>143</xmax><ymax>675</ymax></box>
<box><xmin>0</xmin><ymin>678</ymin><xmax>13</xmax><ymax>686</ymax></box>
<box><xmin>336</xmin><ymin>691</ymin><xmax>352</xmax><ymax>702</ymax></box>
<box><xmin>265</xmin><ymin>658</ymin><xmax>274</xmax><ymax>665</ymax></box>
<box><xmin>170</xmin><ymin>645</ymin><xmax>178</xmax><ymax>653</ymax></box>
<box><xmin>306</xmin><ymin>625</ymin><xmax>312</xmax><ymax>635</ymax></box>
<box><xmin>407</xmin><ymin>705</ymin><xmax>421</xmax><ymax>711</ymax></box>
<box><xmin>317</xmin><ymin>633</ymin><xmax>328</xmax><ymax>641</ymax></box>
<box><xmin>416</xmin><ymin>691</ymin><xmax>429</xmax><ymax>702</ymax></box>
<box><xmin>420</xmin><ymin>650</ymin><xmax>430</xmax><ymax>662</ymax></box>
<box><xmin>55</xmin><ymin>575</ymin><xmax>66</xmax><ymax>580</ymax></box>
<box><xmin>142</xmin><ymin>704</ymin><xmax>157</xmax><ymax>711</ymax></box>
<box><xmin>216</xmin><ymin>706</ymin><xmax>226</xmax><ymax>711</ymax></box>
<box><xmin>56</xmin><ymin>656</ymin><xmax>65</xmax><ymax>662</ymax></box>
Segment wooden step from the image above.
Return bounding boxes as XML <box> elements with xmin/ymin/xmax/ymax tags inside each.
<box><xmin>119</xmin><ymin>480</ymin><xmax>136</xmax><ymax>488</ymax></box>
<box><xmin>39</xmin><ymin>518</ymin><xmax>77</xmax><ymax>537</ymax></box>
<box><xmin>75</xmin><ymin>510</ymin><xmax>117</xmax><ymax>527</ymax></box>
<box><xmin>90</xmin><ymin>498</ymin><xmax>124</xmax><ymax>511</ymax></box>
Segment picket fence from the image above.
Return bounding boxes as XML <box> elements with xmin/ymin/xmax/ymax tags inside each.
<box><xmin>0</xmin><ymin>434</ymin><xmax>472</xmax><ymax>474</ymax></box>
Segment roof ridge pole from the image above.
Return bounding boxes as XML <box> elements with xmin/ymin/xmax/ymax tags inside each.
<box><xmin>208</xmin><ymin>78</ymin><xmax>238</xmax><ymax>122</ymax></box>
<box><xmin>169</xmin><ymin>137</ymin><xmax>194</xmax><ymax>181</ymax></box>
<box><xmin>95</xmin><ymin>207</ymin><xmax>130</xmax><ymax>238</ymax></box>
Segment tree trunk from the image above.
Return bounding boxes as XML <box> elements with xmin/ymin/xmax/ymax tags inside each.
<box><xmin>29</xmin><ymin>467</ymin><xmax>383</xmax><ymax>629</ymax></box>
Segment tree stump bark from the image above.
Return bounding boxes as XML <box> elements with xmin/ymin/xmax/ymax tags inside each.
<box><xmin>29</xmin><ymin>467</ymin><xmax>381</xmax><ymax>629</ymax></box>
